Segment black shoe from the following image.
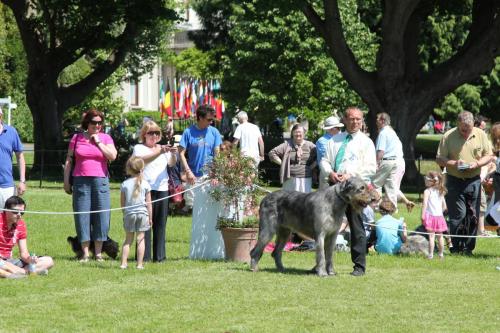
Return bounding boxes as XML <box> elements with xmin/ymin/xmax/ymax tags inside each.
<box><xmin>350</xmin><ymin>268</ymin><xmax>365</xmax><ymax>277</ymax></box>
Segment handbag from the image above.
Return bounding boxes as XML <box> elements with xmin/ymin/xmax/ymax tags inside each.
<box><xmin>168</xmin><ymin>177</ymin><xmax>184</xmax><ymax>204</ymax></box>
<box><xmin>69</xmin><ymin>134</ymin><xmax>79</xmax><ymax>186</ymax></box>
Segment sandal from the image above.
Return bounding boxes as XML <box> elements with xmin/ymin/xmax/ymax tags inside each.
<box><xmin>79</xmin><ymin>256</ymin><xmax>89</xmax><ymax>263</ymax></box>
<box><xmin>95</xmin><ymin>255</ymin><xmax>104</xmax><ymax>262</ymax></box>
<box><xmin>406</xmin><ymin>201</ymin><xmax>416</xmax><ymax>213</ymax></box>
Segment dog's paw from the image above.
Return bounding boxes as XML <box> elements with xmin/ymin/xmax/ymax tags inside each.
<box><xmin>250</xmin><ymin>259</ymin><xmax>259</xmax><ymax>272</ymax></box>
<box><xmin>317</xmin><ymin>270</ymin><xmax>329</xmax><ymax>277</ymax></box>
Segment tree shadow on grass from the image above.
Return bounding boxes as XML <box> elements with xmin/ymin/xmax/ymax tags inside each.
<box><xmin>230</xmin><ymin>265</ymin><xmax>317</xmax><ymax>276</ymax></box>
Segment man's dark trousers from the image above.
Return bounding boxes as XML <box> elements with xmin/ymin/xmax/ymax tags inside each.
<box><xmin>446</xmin><ymin>175</ymin><xmax>480</xmax><ymax>254</ymax></box>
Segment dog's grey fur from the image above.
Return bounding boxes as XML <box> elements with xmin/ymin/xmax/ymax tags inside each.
<box><xmin>250</xmin><ymin>176</ymin><xmax>373</xmax><ymax>276</ymax></box>
<box><xmin>399</xmin><ymin>235</ymin><xmax>430</xmax><ymax>257</ymax></box>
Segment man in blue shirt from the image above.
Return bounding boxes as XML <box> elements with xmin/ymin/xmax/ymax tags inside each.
<box><xmin>0</xmin><ymin>107</ymin><xmax>26</xmax><ymax>209</ymax></box>
<box><xmin>315</xmin><ymin>116</ymin><xmax>343</xmax><ymax>189</ymax></box>
<box><xmin>179</xmin><ymin>105</ymin><xmax>222</xmax><ymax>180</ymax></box>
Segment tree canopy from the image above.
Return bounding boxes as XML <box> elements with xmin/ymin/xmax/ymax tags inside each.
<box><xmin>193</xmin><ymin>0</ymin><xmax>500</xmax><ymax>181</ymax></box>
<box><xmin>0</xmin><ymin>0</ymin><xmax>178</xmax><ymax>167</ymax></box>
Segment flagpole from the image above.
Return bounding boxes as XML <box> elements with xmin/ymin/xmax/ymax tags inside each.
<box><xmin>158</xmin><ymin>62</ymin><xmax>164</xmax><ymax>129</ymax></box>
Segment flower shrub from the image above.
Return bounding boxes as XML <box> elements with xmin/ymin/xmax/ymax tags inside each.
<box><xmin>206</xmin><ymin>147</ymin><xmax>260</xmax><ymax>228</ymax></box>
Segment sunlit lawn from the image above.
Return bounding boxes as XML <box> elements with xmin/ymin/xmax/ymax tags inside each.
<box><xmin>1</xmin><ymin>183</ymin><xmax>499</xmax><ymax>332</ymax></box>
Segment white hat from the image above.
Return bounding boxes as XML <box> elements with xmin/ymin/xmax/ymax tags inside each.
<box><xmin>323</xmin><ymin>116</ymin><xmax>344</xmax><ymax>130</ymax></box>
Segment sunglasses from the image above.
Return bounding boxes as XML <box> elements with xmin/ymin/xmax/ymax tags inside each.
<box><xmin>89</xmin><ymin>120</ymin><xmax>103</xmax><ymax>126</ymax></box>
<box><xmin>9</xmin><ymin>210</ymin><xmax>24</xmax><ymax>216</ymax></box>
<box><xmin>146</xmin><ymin>131</ymin><xmax>161</xmax><ymax>136</ymax></box>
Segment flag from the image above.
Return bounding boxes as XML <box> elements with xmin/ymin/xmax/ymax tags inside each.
<box><xmin>163</xmin><ymin>81</ymin><xmax>172</xmax><ymax>117</ymax></box>
<box><xmin>159</xmin><ymin>79</ymin><xmax>166</xmax><ymax>119</ymax></box>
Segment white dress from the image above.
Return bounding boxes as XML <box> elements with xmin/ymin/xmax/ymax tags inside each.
<box><xmin>189</xmin><ymin>180</ymin><xmax>225</xmax><ymax>260</ymax></box>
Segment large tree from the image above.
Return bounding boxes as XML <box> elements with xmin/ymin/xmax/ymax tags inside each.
<box><xmin>1</xmin><ymin>0</ymin><xmax>177</xmax><ymax>167</ymax></box>
<box><xmin>300</xmin><ymin>0</ymin><xmax>500</xmax><ymax>180</ymax></box>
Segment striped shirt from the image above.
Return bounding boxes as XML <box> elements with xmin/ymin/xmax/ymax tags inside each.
<box><xmin>0</xmin><ymin>213</ymin><xmax>26</xmax><ymax>259</ymax></box>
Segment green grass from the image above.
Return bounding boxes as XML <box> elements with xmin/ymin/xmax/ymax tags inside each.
<box><xmin>2</xmin><ymin>185</ymin><xmax>500</xmax><ymax>332</ymax></box>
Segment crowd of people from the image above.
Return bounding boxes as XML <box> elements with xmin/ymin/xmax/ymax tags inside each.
<box><xmin>1</xmin><ymin>102</ymin><xmax>499</xmax><ymax>278</ymax></box>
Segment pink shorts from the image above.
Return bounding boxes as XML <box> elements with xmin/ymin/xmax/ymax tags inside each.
<box><xmin>423</xmin><ymin>213</ymin><xmax>448</xmax><ymax>233</ymax></box>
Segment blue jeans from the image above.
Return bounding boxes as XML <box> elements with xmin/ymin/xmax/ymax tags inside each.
<box><xmin>445</xmin><ymin>175</ymin><xmax>480</xmax><ymax>253</ymax></box>
<box><xmin>72</xmin><ymin>176</ymin><xmax>110</xmax><ymax>242</ymax></box>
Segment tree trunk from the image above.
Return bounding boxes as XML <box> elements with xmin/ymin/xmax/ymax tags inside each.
<box><xmin>25</xmin><ymin>71</ymin><xmax>65</xmax><ymax>173</ymax></box>
<box><xmin>364</xmin><ymin>94</ymin><xmax>434</xmax><ymax>187</ymax></box>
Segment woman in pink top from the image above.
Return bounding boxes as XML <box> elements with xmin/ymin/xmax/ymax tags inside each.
<box><xmin>63</xmin><ymin>109</ymin><xmax>117</xmax><ymax>262</ymax></box>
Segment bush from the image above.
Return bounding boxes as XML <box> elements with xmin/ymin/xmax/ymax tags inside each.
<box><xmin>123</xmin><ymin>110</ymin><xmax>162</xmax><ymax>128</ymax></box>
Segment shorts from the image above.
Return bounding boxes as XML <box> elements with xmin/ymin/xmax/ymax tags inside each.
<box><xmin>123</xmin><ymin>213</ymin><xmax>150</xmax><ymax>232</ymax></box>
<box><xmin>6</xmin><ymin>258</ymin><xmax>26</xmax><ymax>268</ymax></box>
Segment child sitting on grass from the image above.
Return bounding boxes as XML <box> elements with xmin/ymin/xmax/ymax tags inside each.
<box><xmin>120</xmin><ymin>156</ymin><xmax>152</xmax><ymax>270</ymax></box>
<box><xmin>370</xmin><ymin>197</ymin><xmax>407</xmax><ymax>255</ymax></box>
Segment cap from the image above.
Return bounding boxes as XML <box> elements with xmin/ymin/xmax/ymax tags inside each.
<box><xmin>323</xmin><ymin>116</ymin><xmax>344</xmax><ymax>130</ymax></box>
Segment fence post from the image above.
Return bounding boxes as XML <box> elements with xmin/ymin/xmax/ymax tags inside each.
<box><xmin>39</xmin><ymin>149</ymin><xmax>44</xmax><ymax>188</ymax></box>
<box><xmin>418</xmin><ymin>154</ymin><xmax>422</xmax><ymax>200</ymax></box>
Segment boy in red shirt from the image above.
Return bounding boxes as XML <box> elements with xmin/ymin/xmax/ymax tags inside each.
<box><xmin>0</xmin><ymin>196</ymin><xmax>54</xmax><ymax>278</ymax></box>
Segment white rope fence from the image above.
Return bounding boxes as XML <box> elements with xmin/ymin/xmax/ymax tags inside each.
<box><xmin>2</xmin><ymin>181</ymin><xmax>498</xmax><ymax>239</ymax></box>
<box><xmin>364</xmin><ymin>221</ymin><xmax>500</xmax><ymax>239</ymax></box>
<box><xmin>0</xmin><ymin>180</ymin><xmax>210</xmax><ymax>215</ymax></box>
<box><xmin>255</xmin><ymin>184</ymin><xmax>499</xmax><ymax>239</ymax></box>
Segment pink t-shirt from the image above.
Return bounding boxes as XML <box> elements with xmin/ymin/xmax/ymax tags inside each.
<box><xmin>70</xmin><ymin>133</ymin><xmax>114</xmax><ymax>177</ymax></box>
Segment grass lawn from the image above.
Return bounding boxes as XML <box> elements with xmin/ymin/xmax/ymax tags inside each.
<box><xmin>2</xmin><ymin>184</ymin><xmax>500</xmax><ymax>332</ymax></box>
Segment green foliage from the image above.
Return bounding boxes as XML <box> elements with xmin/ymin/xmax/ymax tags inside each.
<box><xmin>211</xmin><ymin>0</ymin><xmax>377</xmax><ymax>131</ymax></box>
<box><xmin>480</xmin><ymin>57</ymin><xmax>500</xmax><ymax>122</ymax></box>
<box><xmin>164</xmin><ymin>47</ymin><xmax>218</xmax><ymax>78</ymax></box>
<box><xmin>9</xmin><ymin>90</ymin><xmax>33</xmax><ymax>142</ymax></box>
<box><xmin>123</xmin><ymin>110</ymin><xmax>163</xmax><ymax>129</ymax></box>
<box><xmin>68</xmin><ymin>69</ymin><xmax>127</xmax><ymax>127</ymax></box>
<box><xmin>207</xmin><ymin>147</ymin><xmax>259</xmax><ymax>226</ymax></box>
<box><xmin>434</xmin><ymin>84</ymin><xmax>482</xmax><ymax>119</ymax></box>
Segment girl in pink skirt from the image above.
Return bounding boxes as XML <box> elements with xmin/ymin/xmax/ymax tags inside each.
<box><xmin>421</xmin><ymin>171</ymin><xmax>448</xmax><ymax>259</ymax></box>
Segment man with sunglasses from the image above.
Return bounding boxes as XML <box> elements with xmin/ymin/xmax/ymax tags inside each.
<box><xmin>0</xmin><ymin>196</ymin><xmax>54</xmax><ymax>277</ymax></box>
<box><xmin>179</xmin><ymin>105</ymin><xmax>224</xmax><ymax>259</ymax></box>
<box><xmin>0</xmin><ymin>107</ymin><xmax>26</xmax><ymax>209</ymax></box>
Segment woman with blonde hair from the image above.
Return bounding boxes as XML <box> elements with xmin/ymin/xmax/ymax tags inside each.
<box><xmin>132</xmin><ymin>120</ymin><xmax>176</xmax><ymax>262</ymax></box>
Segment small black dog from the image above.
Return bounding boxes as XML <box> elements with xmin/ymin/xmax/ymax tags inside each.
<box><xmin>67</xmin><ymin>236</ymin><xmax>119</xmax><ymax>260</ymax></box>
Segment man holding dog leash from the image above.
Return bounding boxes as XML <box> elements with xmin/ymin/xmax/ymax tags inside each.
<box><xmin>320</xmin><ymin>107</ymin><xmax>376</xmax><ymax>276</ymax></box>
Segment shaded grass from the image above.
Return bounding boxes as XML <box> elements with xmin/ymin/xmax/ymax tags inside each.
<box><xmin>1</xmin><ymin>186</ymin><xmax>500</xmax><ymax>332</ymax></box>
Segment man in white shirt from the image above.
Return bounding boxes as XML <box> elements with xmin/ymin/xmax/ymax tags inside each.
<box><xmin>232</xmin><ymin>111</ymin><xmax>264</xmax><ymax>166</ymax></box>
<box><xmin>371</xmin><ymin>112</ymin><xmax>405</xmax><ymax>208</ymax></box>
<box><xmin>320</xmin><ymin>107</ymin><xmax>376</xmax><ymax>276</ymax></box>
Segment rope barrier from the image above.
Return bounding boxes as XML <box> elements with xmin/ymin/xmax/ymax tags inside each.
<box><xmin>364</xmin><ymin>221</ymin><xmax>500</xmax><ymax>239</ymax></box>
<box><xmin>3</xmin><ymin>181</ymin><xmax>498</xmax><ymax>239</ymax></box>
<box><xmin>0</xmin><ymin>180</ymin><xmax>210</xmax><ymax>216</ymax></box>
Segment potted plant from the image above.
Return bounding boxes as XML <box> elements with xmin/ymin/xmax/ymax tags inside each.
<box><xmin>207</xmin><ymin>147</ymin><xmax>260</xmax><ymax>263</ymax></box>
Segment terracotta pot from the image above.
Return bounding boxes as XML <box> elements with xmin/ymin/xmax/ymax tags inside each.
<box><xmin>220</xmin><ymin>227</ymin><xmax>259</xmax><ymax>263</ymax></box>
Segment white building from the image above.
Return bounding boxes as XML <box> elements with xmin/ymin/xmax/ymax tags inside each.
<box><xmin>118</xmin><ymin>5</ymin><xmax>202</xmax><ymax>113</ymax></box>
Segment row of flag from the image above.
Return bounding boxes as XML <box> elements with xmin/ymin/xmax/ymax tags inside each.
<box><xmin>159</xmin><ymin>78</ymin><xmax>225</xmax><ymax>120</ymax></box>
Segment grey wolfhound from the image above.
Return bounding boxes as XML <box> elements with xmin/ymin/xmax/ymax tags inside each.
<box><xmin>250</xmin><ymin>176</ymin><xmax>374</xmax><ymax>276</ymax></box>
